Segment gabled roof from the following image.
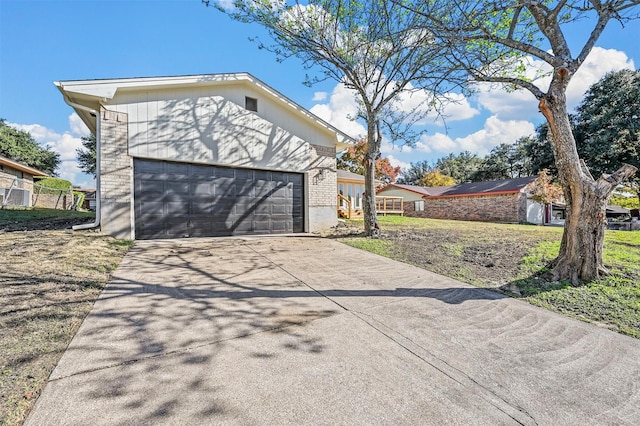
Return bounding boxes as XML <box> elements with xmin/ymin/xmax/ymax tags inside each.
<box><xmin>54</xmin><ymin>72</ymin><xmax>356</xmax><ymax>149</ymax></box>
<box><xmin>424</xmin><ymin>176</ymin><xmax>537</xmax><ymax>199</ymax></box>
<box><xmin>378</xmin><ymin>177</ymin><xmax>538</xmax><ymax>198</ymax></box>
<box><xmin>378</xmin><ymin>183</ymin><xmax>451</xmax><ymax>197</ymax></box>
<box><xmin>0</xmin><ymin>156</ymin><xmax>49</xmax><ymax>177</ymax></box>
<box><xmin>337</xmin><ymin>169</ymin><xmax>365</xmax><ymax>182</ymax></box>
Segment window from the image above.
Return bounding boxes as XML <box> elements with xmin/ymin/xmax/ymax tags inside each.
<box><xmin>338</xmin><ymin>183</ymin><xmax>345</xmax><ymax>207</ymax></box>
<box><xmin>414</xmin><ymin>200</ymin><xmax>424</xmax><ymax>211</ymax></box>
<box><xmin>355</xmin><ymin>184</ymin><xmax>362</xmax><ymax>209</ymax></box>
<box><xmin>245</xmin><ymin>96</ymin><xmax>258</xmax><ymax>112</ymax></box>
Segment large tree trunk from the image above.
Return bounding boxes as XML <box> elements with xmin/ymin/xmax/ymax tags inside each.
<box><xmin>539</xmin><ymin>71</ymin><xmax>637</xmax><ymax>284</ymax></box>
<box><xmin>363</xmin><ymin>118</ymin><xmax>380</xmax><ymax>237</ymax></box>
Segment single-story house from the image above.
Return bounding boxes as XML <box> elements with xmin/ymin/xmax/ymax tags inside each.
<box><xmin>56</xmin><ymin>73</ymin><xmax>355</xmax><ymax>239</ymax></box>
<box><xmin>378</xmin><ymin>177</ymin><xmax>543</xmax><ymax>224</ymax></box>
<box><xmin>0</xmin><ymin>156</ymin><xmax>49</xmax><ymax>207</ymax></box>
<box><xmin>376</xmin><ymin>183</ymin><xmax>451</xmax><ymax>216</ymax></box>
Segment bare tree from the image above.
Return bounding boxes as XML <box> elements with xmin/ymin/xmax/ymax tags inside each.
<box><xmin>407</xmin><ymin>0</ymin><xmax>639</xmax><ymax>283</ymax></box>
<box><xmin>204</xmin><ymin>0</ymin><xmax>454</xmax><ymax>236</ymax></box>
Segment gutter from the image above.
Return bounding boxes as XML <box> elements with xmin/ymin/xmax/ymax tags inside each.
<box><xmin>57</xmin><ymin>92</ymin><xmax>101</xmax><ymax>231</ymax></box>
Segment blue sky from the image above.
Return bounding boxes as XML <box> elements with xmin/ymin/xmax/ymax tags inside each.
<box><xmin>1</xmin><ymin>0</ymin><xmax>638</xmax><ymax>188</ymax></box>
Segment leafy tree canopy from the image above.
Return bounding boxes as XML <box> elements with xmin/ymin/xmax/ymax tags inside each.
<box><xmin>76</xmin><ymin>134</ymin><xmax>96</xmax><ymax>177</ymax></box>
<box><xmin>471</xmin><ymin>141</ymin><xmax>534</xmax><ymax>182</ymax></box>
<box><xmin>0</xmin><ymin>119</ymin><xmax>59</xmax><ymax>175</ymax></box>
<box><xmin>337</xmin><ymin>139</ymin><xmax>400</xmax><ymax>185</ymax></box>
<box><xmin>528</xmin><ymin>169</ymin><xmax>563</xmax><ymax>205</ymax></box>
<box><xmin>418</xmin><ymin>170</ymin><xmax>456</xmax><ymax>187</ymax></box>
<box><xmin>396</xmin><ymin>160</ymin><xmax>432</xmax><ymax>185</ymax></box>
<box><xmin>434</xmin><ymin>151</ymin><xmax>483</xmax><ymax>183</ymax></box>
<box><xmin>573</xmin><ymin>69</ymin><xmax>640</xmax><ymax>191</ymax></box>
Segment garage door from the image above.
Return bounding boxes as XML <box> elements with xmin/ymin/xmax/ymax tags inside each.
<box><xmin>133</xmin><ymin>159</ymin><xmax>304</xmax><ymax>239</ymax></box>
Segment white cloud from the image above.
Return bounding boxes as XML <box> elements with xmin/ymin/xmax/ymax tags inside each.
<box><xmin>385</xmin><ymin>154</ymin><xmax>410</xmax><ymax>172</ymax></box>
<box><xmin>312</xmin><ymin>91</ymin><xmax>327</xmax><ymax>101</ymax></box>
<box><xmin>311</xmin><ymin>80</ymin><xmax>480</xmax><ymax>143</ymax></box>
<box><xmin>476</xmin><ymin>47</ymin><xmax>634</xmax><ymax>120</ymax></box>
<box><xmin>416</xmin><ymin>115</ymin><xmax>536</xmax><ymax>156</ymax></box>
<box><xmin>310</xmin><ymin>83</ymin><xmax>366</xmax><ymax>139</ymax></box>
<box><xmin>391</xmin><ymin>86</ymin><xmax>479</xmax><ymax>126</ymax></box>
<box><xmin>566</xmin><ymin>46</ymin><xmax>634</xmax><ymax>109</ymax></box>
<box><xmin>9</xmin><ymin>119</ymin><xmax>94</xmax><ymax>188</ymax></box>
<box><xmin>69</xmin><ymin>113</ymin><xmax>90</xmax><ymax>136</ymax></box>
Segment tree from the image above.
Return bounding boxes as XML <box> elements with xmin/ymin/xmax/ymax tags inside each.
<box><xmin>337</xmin><ymin>139</ymin><xmax>400</xmax><ymax>185</ymax></box>
<box><xmin>418</xmin><ymin>169</ymin><xmax>455</xmax><ymax>187</ymax></box>
<box><xmin>472</xmin><ymin>142</ymin><xmax>532</xmax><ymax>181</ymax></box>
<box><xmin>0</xmin><ymin>119</ymin><xmax>59</xmax><ymax>175</ymax></box>
<box><xmin>76</xmin><ymin>134</ymin><xmax>97</xmax><ymax>177</ymax></box>
<box><xmin>410</xmin><ymin>0</ymin><xmax>639</xmax><ymax>283</ymax></box>
<box><xmin>207</xmin><ymin>0</ymin><xmax>454</xmax><ymax>236</ymax></box>
<box><xmin>522</xmin><ymin>129</ymin><xmax>557</xmax><ymax>177</ymax></box>
<box><xmin>528</xmin><ymin>169</ymin><xmax>563</xmax><ymax>206</ymax></box>
<box><xmin>434</xmin><ymin>151</ymin><xmax>483</xmax><ymax>183</ymax></box>
<box><xmin>397</xmin><ymin>160</ymin><xmax>432</xmax><ymax>185</ymax></box>
<box><xmin>573</xmin><ymin>69</ymin><xmax>640</xmax><ymax>206</ymax></box>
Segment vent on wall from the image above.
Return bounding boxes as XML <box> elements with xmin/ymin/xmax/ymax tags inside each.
<box><xmin>245</xmin><ymin>96</ymin><xmax>258</xmax><ymax>112</ymax></box>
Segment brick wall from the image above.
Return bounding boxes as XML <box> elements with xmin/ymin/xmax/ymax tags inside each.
<box><xmin>308</xmin><ymin>144</ymin><xmax>337</xmax><ymax>208</ymax></box>
<box><xmin>307</xmin><ymin>144</ymin><xmax>337</xmax><ymax>231</ymax></box>
<box><xmin>100</xmin><ymin>108</ymin><xmax>132</xmax><ymax>239</ymax></box>
<box><xmin>408</xmin><ymin>192</ymin><xmax>528</xmax><ymax>223</ymax></box>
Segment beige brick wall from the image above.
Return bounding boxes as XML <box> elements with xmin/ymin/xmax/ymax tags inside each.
<box><xmin>308</xmin><ymin>144</ymin><xmax>337</xmax><ymax>207</ymax></box>
<box><xmin>100</xmin><ymin>108</ymin><xmax>132</xmax><ymax>239</ymax></box>
<box><xmin>308</xmin><ymin>144</ymin><xmax>337</xmax><ymax>231</ymax></box>
<box><xmin>407</xmin><ymin>193</ymin><xmax>527</xmax><ymax>223</ymax></box>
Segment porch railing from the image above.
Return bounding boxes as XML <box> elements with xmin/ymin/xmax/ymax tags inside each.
<box><xmin>338</xmin><ymin>194</ymin><xmax>404</xmax><ymax>218</ymax></box>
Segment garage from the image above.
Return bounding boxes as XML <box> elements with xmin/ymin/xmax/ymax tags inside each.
<box><xmin>133</xmin><ymin>159</ymin><xmax>304</xmax><ymax>239</ymax></box>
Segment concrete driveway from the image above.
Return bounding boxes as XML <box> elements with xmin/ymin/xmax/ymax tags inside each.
<box><xmin>26</xmin><ymin>237</ymin><xmax>640</xmax><ymax>425</ymax></box>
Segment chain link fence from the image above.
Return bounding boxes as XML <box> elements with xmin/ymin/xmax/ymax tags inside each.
<box><xmin>0</xmin><ymin>175</ymin><xmax>75</xmax><ymax>209</ymax></box>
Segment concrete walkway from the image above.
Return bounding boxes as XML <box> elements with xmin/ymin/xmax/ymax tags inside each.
<box><xmin>26</xmin><ymin>237</ymin><xmax>640</xmax><ymax>425</ymax></box>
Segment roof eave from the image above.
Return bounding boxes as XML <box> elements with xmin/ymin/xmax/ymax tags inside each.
<box><xmin>423</xmin><ymin>189</ymin><xmax>521</xmax><ymax>199</ymax></box>
<box><xmin>55</xmin><ymin>73</ymin><xmax>358</xmax><ymax>146</ymax></box>
<box><xmin>0</xmin><ymin>156</ymin><xmax>50</xmax><ymax>177</ymax></box>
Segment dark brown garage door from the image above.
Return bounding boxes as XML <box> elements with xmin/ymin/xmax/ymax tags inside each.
<box><xmin>133</xmin><ymin>159</ymin><xmax>304</xmax><ymax>239</ymax></box>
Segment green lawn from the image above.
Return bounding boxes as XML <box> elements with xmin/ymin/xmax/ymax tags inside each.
<box><xmin>0</xmin><ymin>207</ymin><xmax>94</xmax><ymax>225</ymax></box>
<box><xmin>338</xmin><ymin>216</ymin><xmax>640</xmax><ymax>338</ymax></box>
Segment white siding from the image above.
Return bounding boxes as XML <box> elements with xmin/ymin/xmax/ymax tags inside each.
<box><xmin>526</xmin><ymin>199</ymin><xmax>545</xmax><ymax>224</ymax></box>
<box><xmin>377</xmin><ymin>187</ymin><xmax>425</xmax><ymax>202</ymax></box>
<box><xmin>104</xmin><ymin>84</ymin><xmax>336</xmax><ymax>172</ymax></box>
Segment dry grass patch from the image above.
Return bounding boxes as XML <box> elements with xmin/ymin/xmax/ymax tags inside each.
<box><xmin>335</xmin><ymin>216</ymin><xmax>639</xmax><ymax>337</ymax></box>
<box><xmin>0</xmin><ymin>228</ymin><xmax>132</xmax><ymax>426</ymax></box>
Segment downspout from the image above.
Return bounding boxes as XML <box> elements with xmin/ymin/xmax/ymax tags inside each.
<box><xmin>60</xmin><ymin>96</ymin><xmax>101</xmax><ymax>231</ymax></box>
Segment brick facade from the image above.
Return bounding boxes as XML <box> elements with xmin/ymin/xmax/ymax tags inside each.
<box><xmin>407</xmin><ymin>192</ymin><xmax>528</xmax><ymax>223</ymax></box>
<box><xmin>308</xmin><ymin>144</ymin><xmax>337</xmax><ymax>231</ymax></box>
<box><xmin>99</xmin><ymin>108</ymin><xmax>132</xmax><ymax>239</ymax></box>
<box><xmin>308</xmin><ymin>144</ymin><xmax>337</xmax><ymax>207</ymax></box>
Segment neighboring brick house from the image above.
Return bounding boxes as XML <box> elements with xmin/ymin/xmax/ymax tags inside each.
<box><xmin>378</xmin><ymin>177</ymin><xmax>543</xmax><ymax>224</ymax></box>
<box><xmin>0</xmin><ymin>156</ymin><xmax>49</xmax><ymax>207</ymax></box>
<box><xmin>56</xmin><ymin>73</ymin><xmax>355</xmax><ymax>239</ymax></box>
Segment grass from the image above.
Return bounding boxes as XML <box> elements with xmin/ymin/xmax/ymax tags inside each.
<box><xmin>516</xmin><ymin>230</ymin><xmax>640</xmax><ymax>337</ymax></box>
<box><xmin>0</xmin><ymin>209</ymin><xmax>132</xmax><ymax>426</ymax></box>
<box><xmin>338</xmin><ymin>216</ymin><xmax>640</xmax><ymax>338</ymax></box>
<box><xmin>0</xmin><ymin>207</ymin><xmax>94</xmax><ymax>224</ymax></box>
